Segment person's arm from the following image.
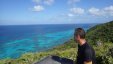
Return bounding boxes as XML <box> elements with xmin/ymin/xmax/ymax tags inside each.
<box><xmin>84</xmin><ymin>61</ymin><xmax>92</xmax><ymax>64</ymax></box>
<box><xmin>84</xmin><ymin>49</ymin><xmax>93</xmax><ymax>64</ymax></box>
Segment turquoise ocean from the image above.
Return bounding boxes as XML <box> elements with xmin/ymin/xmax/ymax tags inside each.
<box><xmin>0</xmin><ymin>24</ymin><xmax>96</xmax><ymax>59</ymax></box>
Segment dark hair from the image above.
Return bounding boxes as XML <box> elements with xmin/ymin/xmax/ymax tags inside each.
<box><xmin>74</xmin><ymin>28</ymin><xmax>86</xmax><ymax>39</ymax></box>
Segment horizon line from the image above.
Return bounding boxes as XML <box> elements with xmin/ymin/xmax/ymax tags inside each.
<box><xmin>0</xmin><ymin>23</ymin><xmax>103</xmax><ymax>26</ymax></box>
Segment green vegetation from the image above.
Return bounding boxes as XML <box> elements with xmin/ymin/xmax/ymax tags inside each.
<box><xmin>0</xmin><ymin>21</ymin><xmax>113</xmax><ymax>64</ymax></box>
<box><xmin>86</xmin><ymin>20</ymin><xmax>113</xmax><ymax>44</ymax></box>
<box><xmin>86</xmin><ymin>21</ymin><xmax>113</xmax><ymax>64</ymax></box>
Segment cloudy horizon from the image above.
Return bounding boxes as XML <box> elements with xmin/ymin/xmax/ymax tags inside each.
<box><xmin>0</xmin><ymin>0</ymin><xmax>113</xmax><ymax>25</ymax></box>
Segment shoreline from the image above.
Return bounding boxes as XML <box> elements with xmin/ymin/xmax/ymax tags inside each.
<box><xmin>0</xmin><ymin>38</ymin><xmax>74</xmax><ymax>59</ymax></box>
<box><xmin>0</xmin><ymin>38</ymin><xmax>77</xmax><ymax>63</ymax></box>
<box><xmin>0</xmin><ymin>38</ymin><xmax>113</xmax><ymax>64</ymax></box>
<box><xmin>0</xmin><ymin>21</ymin><xmax>113</xmax><ymax>64</ymax></box>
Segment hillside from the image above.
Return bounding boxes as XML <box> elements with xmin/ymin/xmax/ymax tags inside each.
<box><xmin>0</xmin><ymin>21</ymin><xmax>113</xmax><ymax>64</ymax></box>
<box><xmin>86</xmin><ymin>21</ymin><xmax>113</xmax><ymax>44</ymax></box>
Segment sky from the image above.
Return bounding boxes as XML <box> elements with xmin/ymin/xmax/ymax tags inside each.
<box><xmin>0</xmin><ymin>0</ymin><xmax>113</xmax><ymax>25</ymax></box>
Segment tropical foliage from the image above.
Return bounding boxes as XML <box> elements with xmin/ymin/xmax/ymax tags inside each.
<box><xmin>86</xmin><ymin>21</ymin><xmax>113</xmax><ymax>44</ymax></box>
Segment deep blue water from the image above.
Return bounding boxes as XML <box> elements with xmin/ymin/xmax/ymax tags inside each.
<box><xmin>0</xmin><ymin>24</ymin><xmax>96</xmax><ymax>59</ymax></box>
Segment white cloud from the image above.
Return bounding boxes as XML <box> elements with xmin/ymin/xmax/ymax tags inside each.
<box><xmin>88</xmin><ymin>7</ymin><xmax>105</xmax><ymax>16</ymax></box>
<box><xmin>88</xmin><ymin>6</ymin><xmax>113</xmax><ymax>16</ymax></box>
<box><xmin>68</xmin><ymin>0</ymin><xmax>80</xmax><ymax>4</ymax></box>
<box><xmin>104</xmin><ymin>5</ymin><xmax>113</xmax><ymax>16</ymax></box>
<box><xmin>33</xmin><ymin>0</ymin><xmax>54</xmax><ymax>5</ymax></box>
<box><xmin>68</xmin><ymin>13</ymin><xmax>74</xmax><ymax>17</ymax></box>
<box><xmin>32</xmin><ymin>5</ymin><xmax>44</xmax><ymax>12</ymax></box>
<box><xmin>104</xmin><ymin>5</ymin><xmax>113</xmax><ymax>11</ymax></box>
<box><xmin>70</xmin><ymin>7</ymin><xmax>84</xmax><ymax>14</ymax></box>
<box><xmin>33</xmin><ymin>0</ymin><xmax>41</xmax><ymax>4</ymax></box>
<box><xmin>89</xmin><ymin>8</ymin><xmax>101</xmax><ymax>16</ymax></box>
<box><xmin>32</xmin><ymin>0</ymin><xmax>54</xmax><ymax>12</ymax></box>
<box><xmin>44</xmin><ymin>0</ymin><xmax>54</xmax><ymax>5</ymax></box>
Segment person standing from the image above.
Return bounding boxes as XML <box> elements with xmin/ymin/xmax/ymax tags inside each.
<box><xmin>74</xmin><ymin>28</ymin><xmax>96</xmax><ymax>64</ymax></box>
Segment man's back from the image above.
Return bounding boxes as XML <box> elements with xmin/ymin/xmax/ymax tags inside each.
<box><xmin>77</xmin><ymin>42</ymin><xmax>96</xmax><ymax>64</ymax></box>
